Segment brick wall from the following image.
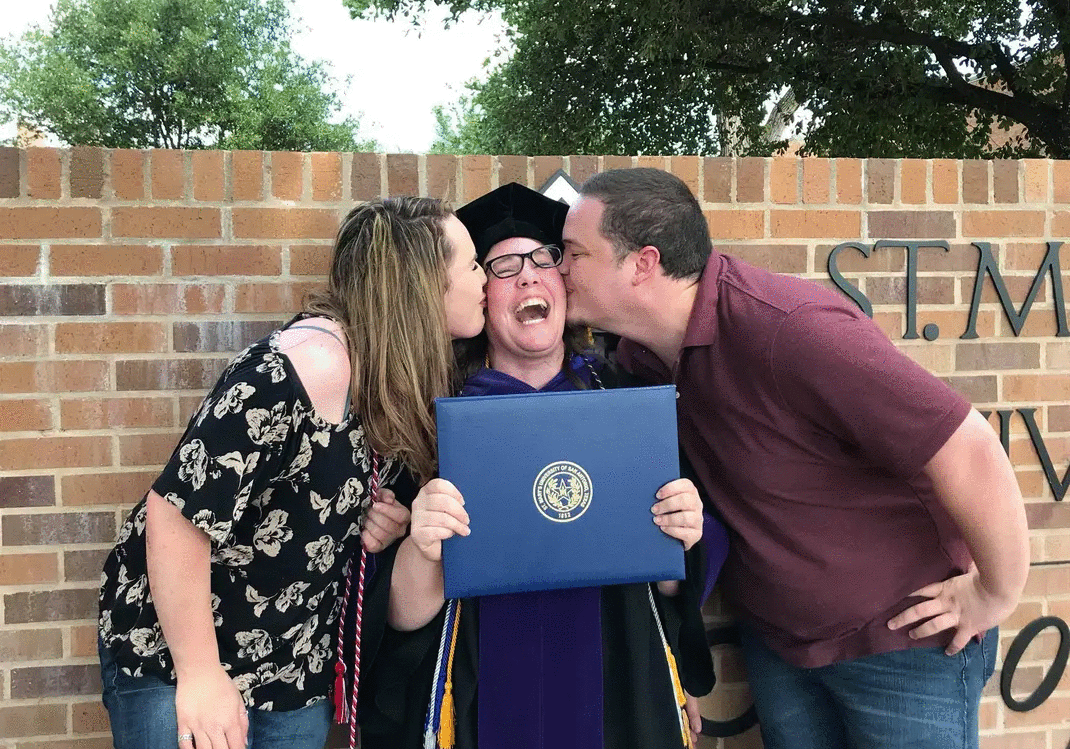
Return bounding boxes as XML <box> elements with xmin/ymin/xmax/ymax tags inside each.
<box><xmin>0</xmin><ymin>148</ymin><xmax>1067</xmax><ymax>749</ymax></box>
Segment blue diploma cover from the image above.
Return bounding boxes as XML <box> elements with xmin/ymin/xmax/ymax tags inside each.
<box><xmin>436</xmin><ymin>385</ymin><xmax>685</xmax><ymax>598</ymax></box>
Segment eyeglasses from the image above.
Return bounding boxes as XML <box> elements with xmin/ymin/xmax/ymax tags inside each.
<box><xmin>484</xmin><ymin>244</ymin><xmax>563</xmax><ymax>279</ymax></box>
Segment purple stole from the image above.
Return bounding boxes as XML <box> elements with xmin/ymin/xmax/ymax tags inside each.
<box><xmin>460</xmin><ymin>357</ymin><xmax>605</xmax><ymax>749</ymax></box>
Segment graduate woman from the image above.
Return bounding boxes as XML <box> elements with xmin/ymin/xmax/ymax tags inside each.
<box><xmin>359</xmin><ymin>184</ymin><xmax>728</xmax><ymax>749</ymax></box>
<box><xmin>98</xmin><ymin>197</ymin><xmax>487</xmax><ymax>749</ymax></box>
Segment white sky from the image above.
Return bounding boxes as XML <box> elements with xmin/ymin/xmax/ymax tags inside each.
<box><xmin>0</xmin><ymin>0</ymin><xmax>508</xmax><ymax>152</ymax></box>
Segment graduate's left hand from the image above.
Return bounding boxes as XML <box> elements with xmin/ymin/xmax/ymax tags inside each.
<box><xmin>652</xmin><ymin>479</ymin><xmax>703</xmax><ymax>550</ymax></box>
<box><xmin>361</xmin><ymin>488</ymin><xmax>411</xmax><ymax>553</ymax></box>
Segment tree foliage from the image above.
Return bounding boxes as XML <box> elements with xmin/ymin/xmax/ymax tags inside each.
<box><xmin>0</xmin><ymin>0</ymin><xmax>375</xmax><ymax>150</ymax></box>
<box><xmin>347</xmin><ymin>0</ymin><xmax>1069</xmax><ymax>158</ymax></box>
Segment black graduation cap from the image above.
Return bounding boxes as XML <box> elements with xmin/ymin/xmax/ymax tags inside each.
<box><xmin>455</xmin><ymin>182</ymin><xmax>569</xmax><ymax>262</ymax></box>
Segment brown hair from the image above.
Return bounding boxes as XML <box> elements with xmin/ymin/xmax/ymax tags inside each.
<box><xmin>304</xmin><ymin>197</ymin><xmax>456</xmax><ymax>483</ymax></box>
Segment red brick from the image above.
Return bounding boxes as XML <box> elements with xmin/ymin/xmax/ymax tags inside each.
<box><xmin>232</xmin><ymin>208</ymin><xmax>337</xmax><ymax>239</ymax></box>
<box><xmin>0</xmin><ymin>283</ymin><xmax>105</xmax><ymax>316</ymax></box>
<box><xmin>171</xmin><ymin>244</ymin><xmax>281</xmax><ymax>276</ymax></box>
<box><xmin>18</xmin><ymin>739</ymin><xmax>116</xmax><ymax>749</ymax></box>
<box><xmin>1051</xmin><ymin>210</ymin><xmax>1070</xmax><ymax>236</ymax></box>
<box><xmin>835</xmin><ymin>160</ymin><xmax>862</xmax><ymax>204</ymax></box>
<box><xmin>386</xmin><ymin>153</ymin><xmax>419</xmax><ymax>196</ymax></box>
<box><xmin>0</xmin><ymin>147</ymin><xmax>19</xmax><ymax>198</ymax></box>
<box><xmin>1003</xmin><ymin>374</ymin><xmax>1070</xmax><ymax>402</ymax></box>
<box><xmin>1026</xmin><ymin>502</ymin><xmax>1070</xmax><ymax>530</ymax></box>
<box><xmin>719</xmin><ymin>244</ymin><xmax>807</xmax><ymax>274</ymax></box>
<box><xmin>932</xmin><ymin>159</ymin><xmax>959</xmax><ymax>204</ymax></box>
<box><xmin>179</xmin><ymin>394</ymin><xmax>206</xmax><ymax>424</ymax></box>
<box><xmin>70</xmin><ymin>147</ymin><xmax>104</xmax><ymax>199</ymax></box>
<box><xmin>290</xmin><ymin>244</ymin><xmax>331</xmax><ymax>275</ymax></box>
<box><xmin>192</xmin><ymin>151</ymin><xmax>225</xmax><ymax>202</ymax></box>
<box><xmin>962</xmin><ymin>211</ymin><xmax>1045</xmax><ymax>237</ymax></box>
<box><xmin>151</xmin><ymin>150</ymin><xmax>185</xmax><ymax>199</ymax></box>
<box><xmin>962</xmin><ymin>160</ymin><xmax>990</xmax><ymax>204</ymax></box>
<box><xmin>61</xmin><ymin>397</ymin><xmax>173</xmax><ymax>430</ymax></box>
<box><xmin>233</xmin><ymin>282</ymin><xmax>321</xmax><ymax>312</ymax></box>
<box><xmin>1054</xmin><ymin>160</ymin><xmax>1070</xmax><ymax>203</ymax></box>
<box><xmin>271</xmin><ymin>151</ymin><xmax>304</xmax><ymax>200</ymax></box>
<box><xmin>50</xmin><ymin>244</ymin><xmax>163</xmax><ymax>276</ymax></box>
<box><xmin>118</xmin><ymin>431</ymin><xmax>183</xmax><ymax>466</ymax></box>
<box><xmin>0</xmin><ymin>399</ymin><xmax>53</xmax><ymax>432</ymax></box>
<box><xmin>65</xmin><ymin>548</ymin><xmax>112</xmax><ymax>583</ymax></box>
<box><xmin>425</xmin><ymin>154</ymin><xmax>457</xmax><ymax>202</ymax></box>
<box><xmin>69</xmin><ymin>624</ymin><xmax>98</xmax><ymax>657</ymax></box>
<box><xmin>0</xmin><ymin>245</ymin><xmax>40</xmax><ymax>276</ymax></box>
<box><xmin>867</xmin><ymin>211</ymin><xmax>955</xmax><ymax>238</ymax></box>
<box><xmin>0</xmin><ymin>476</ymin><xmax>55</xmax><ymax>508</ymax></box>
<box><xmin>173</xmin><ymin>320</ymin><xmax>280</xmax><ymax>353</ymax></box>
<box><xmin>61</xmin><ymin>471</ymin><xmax>156</xmax><ymax>507</ymax></box>
<box><xmin>112</xmin><ymin>207</ymin><xmax>221</xmax><ymax>239</ymax></box>
<box><xmin>0</xmin><ymin>630</ymin><xmax>63</xmax><ymax>661</ymax></box>
<box><xmin>956</xmin><ymin>342</ymin><xmax>1040</xmax><ymax>370</ymax></box>
<box><xmin>703</xmin><ymin>158</ymin><xmax>732</xmax><ymax>203</ymax></box>
<box><xmin>816</xmin><ymin>243</ymin><xmax>906</xmax><ymax>274</ymax></box>
<box><xmin>1022</xmin><ymin>159</ymin><xmax>1049</xmax><ymax>203</ymax></box>
<box><xmin>351</xmin><ymin>153</ymin><xmax>381</xmax><ymax>201</ymax></box>
<box><xmin>27</xmin><ymin>148</ymin><xmax>61</xmax><ymax>199</ymax></box>
<box><xmin>115</xmin><ymin>358</ymin><xmax>227</xmax><ymax>391</ymax></box>
<box><xmin>736</xmin><ymin>158</ymin><xmax>766</xmax><ymax>203</ymax></box>
<box><xmin>533</xmin><ymin>157</ymin><xmax>564</xmax><ymax>190</ymax></box>
<box><xmin>770</xmin><ymin>158</ymin><xmax>798</xmax><ymax>204</ymax></box>
<box><xmin>0</xmin><ymin>208</ymin><xmax>102</xmax><ymax>239</ymax></box>
<box><xmin>636</xmin><ymin>156</ymin><xmax>666</xmax><ymax>169</ymax></box>
<box><xmin>0</xmin><ymin>554</ymin><xmax>58</xmax><ymax>585</ymax></box>
<box><xmin>900</xmin><ymin>160</ymin><xmax>926</xmax><ymax>204</ymax></box>
<box><xmin>110</xmin><ymin>283</ymin><xmax>226</xmax><ymax>315</ymax></box>
<box><xmin>993</xmin><ymin>160</ymin><xmax>1020</xmax><ymax>203</ymax></box>
<box><xmin>110</xmin><ymin>150</ymin><xmax>145</xmax><ymax>200</ymax></box>
<box><xmin>0</xmin><ymin>704</ymin><xmax>66</xmax><ymax>737</ymax></box>
<box><xmin>496</xmin><ymin>155</ymin><xmax>527</xmax><ymax>188</ymax></box>
<box><xmin>232</xmin><ymin>150</ymin><xmax>264</xmax><ymax>201</ymax></box>
<box><xmin>867</xmin><ymin>159</ymin><xmax>895</xmax><ymax>204</ymax></box>
<box><xmin>771</xmin><ymin>210</ymin><xmax>860</xmax><ymax>238</ymax></box>
<box><xmin>55</xmin><ymin>321</ymin><xmax>165</xmax><ymax>355</ymax></box>
<box><xmin>4</xmin><ymin>588</ymin><xmax>98</xmax><ymax>624</ymax></box>
<box><xmin>668</xmin><ymin>156</ymin><xmax>698</xmax><ymax>196</ymax></box>
<box><xmin>0</xmin><ymin>361</ymin><xmax>108</xmax><ymax>394</ymax></box>
<box><xmin>961</xmin><ymin>274</ymin><xmax>1048</xmax><ymax>306</ymax></box>
<box><xmin>72</xmin><ymin>699</ymin><xmax>109</xmax><ymax>733</ymax></box>
<box><xmin>312</xmin><ymin>152</ymin><xmax>342</xmax><ymax>201</ymax></box>
<box><xmin>802</xmin><ymin>159</ymin><xmax>830</xmax><ymax>204</ymax></box>
<box><xmin>0</xmin><ymin>436</ymin><xmax>113</xmax><ymax>470</ymax></box>
<box><xmin>943</xmin><ymin>375</ymin><xmax>997</xmax><ymax>403</ymax></box>
<box><xmin>463</xmin><ymin>155</ymin><xmax>493</xmax><ymax>201</ymax></box>
<box><xmin>704</xmin><ymin>211</ymin><xmax>765</xmax><ymax>240</ymax></box>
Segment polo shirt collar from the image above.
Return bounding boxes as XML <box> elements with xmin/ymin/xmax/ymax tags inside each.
<box><xmin>680</xmin><ymin>251</ymin><xmax>723</xmax><ymax>349</ymax></box>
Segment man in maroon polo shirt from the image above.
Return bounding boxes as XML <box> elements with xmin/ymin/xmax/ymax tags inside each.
<box><xmin>559</xmin><ymin>168</ymin><xmax>1029</xmax><ymax>749</ymax></box>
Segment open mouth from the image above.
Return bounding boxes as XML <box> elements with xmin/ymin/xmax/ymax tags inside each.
<box><xmin>514</xmin><ymin>297</ymin><xmax>550</xmax><ymax>325</ymax></box>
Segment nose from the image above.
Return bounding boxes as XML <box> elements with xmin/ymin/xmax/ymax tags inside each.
<box><xmin>515</xmin><ymin>257</ymin><xmax>541</xmax><ymax>286</ymax></box>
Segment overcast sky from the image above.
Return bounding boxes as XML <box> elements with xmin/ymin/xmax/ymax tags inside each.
<box><xmin>0</xmin><ymin>0</ymin><xmax>508</xmax><ymax>152</ymax></box>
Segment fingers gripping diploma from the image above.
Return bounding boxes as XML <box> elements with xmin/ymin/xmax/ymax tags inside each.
<box><xmin>887</xmin><ymin>565</ymin><xmax>1018</xmax><ymax>656</ymax></box>
<box><xmin>410</xmin><ymin>478</ymin><xmax>471</xmax><ymax>562</ymax></box>
<box><xmin>652</xmin><ymin>478</ymin><xmax>704</xmax><ymax>551</ymax></box>
<box><xmin>360</xmin><ymin>488</ymin><xmax>411</xmax><ymax>553</ymax></box>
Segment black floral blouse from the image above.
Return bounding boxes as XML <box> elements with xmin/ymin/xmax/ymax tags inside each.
<box><xmin>98</xmin><ymin>327</ymin><xmax>396</xmax><ymax>711</ymax></box>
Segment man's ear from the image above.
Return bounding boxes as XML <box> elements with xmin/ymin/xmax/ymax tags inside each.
<box><xmin>632</xmin><ymin>245</ymin><xmax>661</xmax><ymax>285</ymax></box>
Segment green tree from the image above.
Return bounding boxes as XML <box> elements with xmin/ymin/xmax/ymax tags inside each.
<box><xmin>0</xmin><ymin>0</ymin><xmax>376</xmax><ymax>151</ymax></box>
<box><xmin>346</xmin><ymin>0</ymin><xmax>1068</xmax><ymax>159</ymax></box>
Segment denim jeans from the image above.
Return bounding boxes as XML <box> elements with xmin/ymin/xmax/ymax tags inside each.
<box><xmin>100</xmin><ymin>640</ymin><xmax>332</xmax><ymax>749</ymax></box>
<box><xmin>739</xmin><ymin>626</ymin><xmax>998</xmax><ymax>749</ymax></box>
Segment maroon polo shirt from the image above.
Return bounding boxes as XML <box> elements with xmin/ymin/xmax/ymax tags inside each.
<box><xmin>617</xmin><ymin>252</ymin><xmax>973</xmax><ymax>667</ymax></box>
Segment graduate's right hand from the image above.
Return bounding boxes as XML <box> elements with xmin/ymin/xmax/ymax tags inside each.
<box><xmin>410</xmin><ymin>478</ymin><xmax>470</xmax><ymax>562</ymax></box>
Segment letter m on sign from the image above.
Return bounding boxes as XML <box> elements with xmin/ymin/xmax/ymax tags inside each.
<box><xmin>962</xmin><ymin>242</ymin><xmax>1069</xmax><ymax>339</ymax></box>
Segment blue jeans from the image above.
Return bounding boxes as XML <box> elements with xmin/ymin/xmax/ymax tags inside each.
<box><xmin>740</xmin><ymin>627</ymin><xmax>997</xmax><ymax>749</ymax></box>
<box><xmin>100</xmin><ymin>640</ymin><xmax>331</xmax><ymax>749</ymax></box>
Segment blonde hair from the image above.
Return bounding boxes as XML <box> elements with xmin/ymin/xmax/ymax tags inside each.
<box><xmin>304</xmin><ymin>197</ymin><xmax>456</xmax><ymax>483</ymax></box>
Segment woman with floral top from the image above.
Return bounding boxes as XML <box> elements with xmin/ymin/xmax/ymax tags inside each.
<box><xmin>98</xmin><ymin>197</ymin><xmax>487</xmax><ymax>749</ymax></box>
